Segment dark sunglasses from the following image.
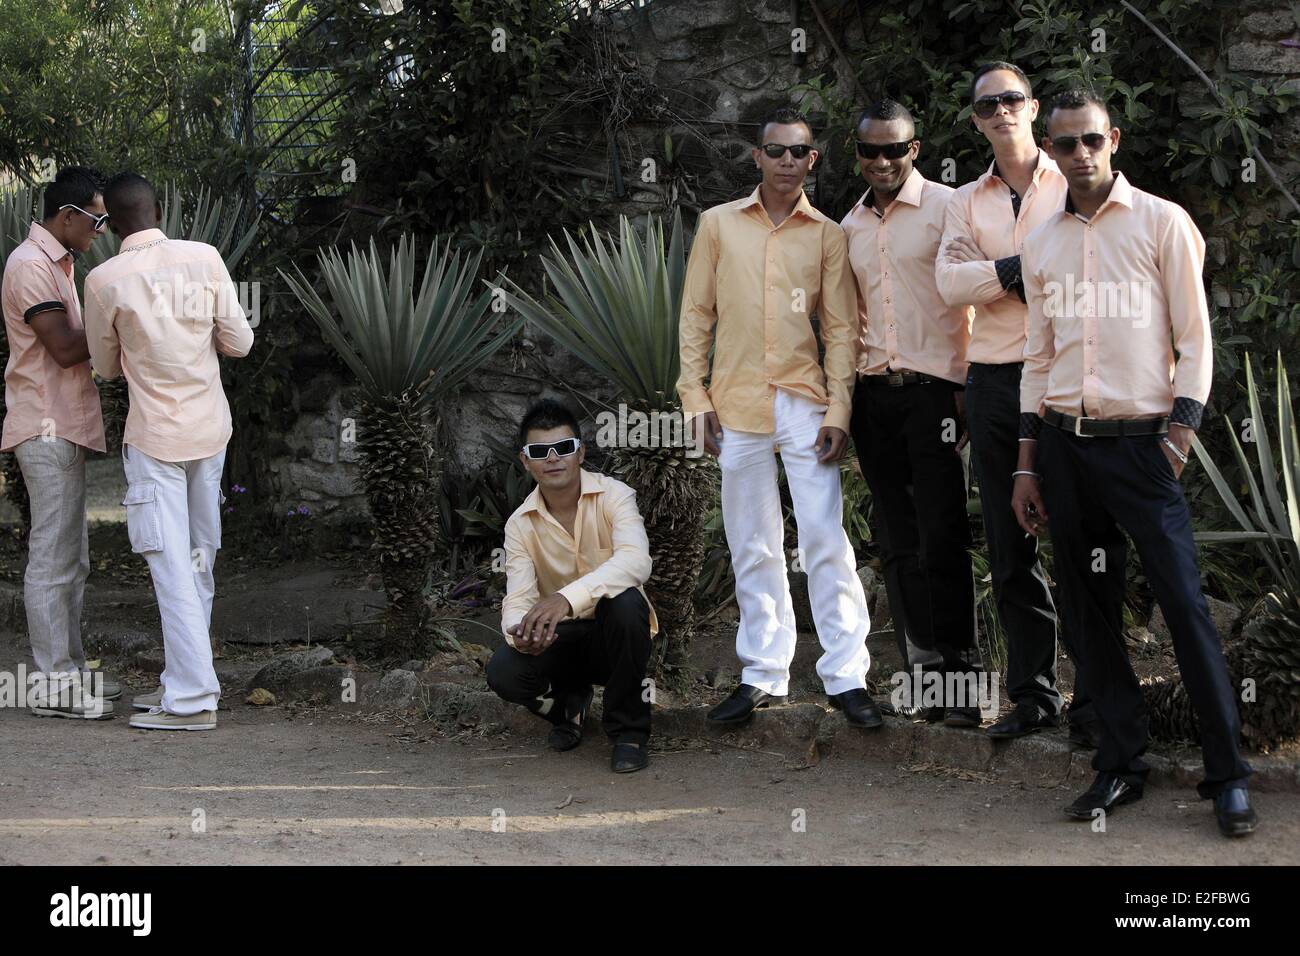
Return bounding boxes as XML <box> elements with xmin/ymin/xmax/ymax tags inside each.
<box><xmin>521</xmin><ymin>437</ymin><xmax>581</xmax><ymax>460</ymax></box>
<box><xmin>59</xmin><ymin>203</ymin><xmax>109</xmax><ymax>232</ymax></box>
<box><xmin>855</xmin><ymin>140</ymin><xmax>915</xmax><ymax>160</ymax></box>
<box><xmin>1050</xmin><ymin>132</ymin><xmax>1109</xmax><ymax>154</ymax></box>
<box><xmin>973</xmin><ymin>91</ymin><xmax>1028</xmax><ymax>119</ymax></box>
<box><xmin>760</xmin><ymin>143</ymin><xmax>814</xmax><ymax>159</ymax></box>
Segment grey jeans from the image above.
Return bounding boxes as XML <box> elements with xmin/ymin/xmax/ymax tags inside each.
<box><xmin>13</xmin><ymin>437</ymin><xmax>89</xmax><ymax>675</ymax></box>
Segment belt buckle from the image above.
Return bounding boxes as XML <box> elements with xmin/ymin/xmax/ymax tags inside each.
<box><xmin>1073</xmin><ymin>415</ymin><xmax>1091</xmax><ymax>437</ymax></box>
<box><xmin>885</xmin><ymin>372</ymin><xmax>904</xmax><ymax>387</ymax></box>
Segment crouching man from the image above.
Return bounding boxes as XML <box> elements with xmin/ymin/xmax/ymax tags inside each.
<box><xmin>486</xmin><ymin>399</ymin><xmax>656</xmax><ymax>774</ymax></box>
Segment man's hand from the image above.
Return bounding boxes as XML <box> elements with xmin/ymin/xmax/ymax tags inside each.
<box><xmin>1012</xmin><ymin>474</ymin><xmax>1049</xmax><ymax>536</ymax></box>
<box><xmin>510</xmin><ymin>593</ymin><xmax>572</xmax><ymax>654</ymax></box>
<box><xmin>1161</xmin><ymin>424</ymin><xmax>1193</xmax><ymax>479</ymax></box>
<box><xmin>943</xmin><ymin>236</ymin><xmax>984</xmax><ymax>264</ymax></box>
<box><xmin>690</xmin><ymin>411</ymin><xmax>723</xmax><ymax>457</ymax></box>
<box><xmin>953</xmin><ymin>390</ymin><xmax>969</xmax><ymax>453</ymax></box>
<box><xmin>814</xmin><ymin>425</ymin><xmax>848</xmax><ymax>464</ymax></box>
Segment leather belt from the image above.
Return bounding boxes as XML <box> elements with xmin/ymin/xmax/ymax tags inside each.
<box><xmin>861</xmin><ymin>371</ymin><xmax>936</xmax><ymax>387</ymax></box>
<box><xmin>1041</xmin><ymin>408</ymin><xmax>1169</xmax><ymax>437</ymax></box>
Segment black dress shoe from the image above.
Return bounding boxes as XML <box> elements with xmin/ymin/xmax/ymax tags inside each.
<box><xmin>943</xmin><ymin>706</ymin><xmax>982</xmax><ymax>728</ymax></box>
<box><xmin>1068</xmin><ymin>720</ymin><xmax>1102</xmax><ymax>751</ymax></box>
<box><xmin>827</xmin><ymin>688</ymin><xmax>883</xmax><ymax>729</ymax></box>
<box><xmin>1064</xmin><ymin>772</ymin><xmax>1143</xmax><ymax>820</ymax></box>
<box><xmin>986</xmin><ymin>703</ymin><xmax>1058</xmax><ymax>739</ymax></box>
<box><xmin>546</xmin><ymin>688</ymin><xmax>593</xmax><ymax>751</ymax></box>
<box><xmin>1214</xmin><ymin>787</ymin><xmax>1258</xmax><ymax>837</ymax></box>
<box><xmin>706</xmin><ymin>684</ymin><xmax>786</xmax><ymax>726</ymax></box>
<box><xmin>611</xmin><ymin>741</ymin><xmax>649</xmax><ymax>773</ymax></box>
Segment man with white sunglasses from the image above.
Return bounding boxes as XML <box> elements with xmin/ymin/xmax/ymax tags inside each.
<box><xmin>2</xmin><ymin>165</ymin><xmax>122</xmax><ymax>718</ymax></box>
<box><xmin>485</xmin><ymin>399</ymin><xmax>656</xmax><ymax>773</ymax></box>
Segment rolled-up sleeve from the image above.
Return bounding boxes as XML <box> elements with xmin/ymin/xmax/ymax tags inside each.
<box><xmin>82</xmin><ymin>279</ymin><xmax>122</xmax><ymax>381</ymax></box>
<box><xmin>936</xmin><ymin>193</ymin><xmax>1007</xmax><ymax>307</ymax></box>
<box><xmin>817</xmin><ymin>224</ymin><xmax>857</xmax><ymax>433</ymax></box>
<box><xmin>676</xmin><ymin>210</ymin><xmax>720</xmax><ymax>418</ymax></box>
<box><xmin>557</xmin><ymin>485</ymin><xmax>652</xmax><ymax>618</ymax></box>
<box><xmin>500</xmin><ymin>518</ymin><xmax>539</xmax><ymax>646</ymax></box>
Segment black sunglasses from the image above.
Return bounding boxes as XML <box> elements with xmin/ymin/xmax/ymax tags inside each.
<box><xmin>973</xmin><ymin>91</ymin><xmax>1028</xmax><ymax>119</ymax></box>
<box><xmin>856</xmin><ymin>140</ymin><xmax>915</xmax><ymax>160</ymax></box>
<box><xmin>521</xmin><ymin>437</ymin><xmax>581</xmax><ymax>460</ymax></box>
<box><xmin>1050</xmin><ymin>132</ymin><xmax>1109</xmax><ymax>154</ymax></box>
<box><xmin>760</xmin><ymin>143</ymin><xmax>814</xmax><ymax>159</ymax></box>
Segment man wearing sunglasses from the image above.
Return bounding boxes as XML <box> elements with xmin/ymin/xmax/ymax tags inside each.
<box><xmin>1</xmin><ymin>165</ymin><xmax>122</xmax><ymax>718</ymax></box>
<box><xmin>840</xmin><ymin>99</ymin><xmax>980</xmax><ymax>725</ymax></box>
<box><xmin>935</xmin><ymin>62</ymin><xmax>1090</xmax><ymax>745</ymax></box>
<box><xmin>1015</xmin><ymin>89</ymin><xmax>1254</xmax><ymax>837</ymax></box>
<box><xmin>485</xmin><ymin>399</ymin><xmax>655</xmax><ymax>773</ymax></box>
<box><xmin>83</xmin><ymin>173</ymin><xmax>254</xmax><ymax>732</ymax></box>
<box><xmin>678</xmin><ymin>107</ymin><xmax>875</xmax><ymax>728</ymax></box>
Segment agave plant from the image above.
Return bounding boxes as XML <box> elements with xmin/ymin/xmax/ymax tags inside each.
<box><xmin>1144</xmin><ymin>354</ymin><xmax>1300</xmax><ymax>750</ymax></box>
<box><xmin>501</xmin><ymin>212</ymin><xmax>718</xmax><ymax>679</ymax></box>
<box><xmin>282</xmin><ymin>235</ymin><xmax>519</xmax><ymax>654</ymax></box>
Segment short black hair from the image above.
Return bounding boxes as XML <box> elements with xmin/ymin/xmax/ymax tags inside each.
<box><xmin>518</xmin><ymin>398</ymin><xmax>580</xmax><ymax>447</ymax></box>
<box><xmin>103</xmin><ymin>172</ymin><xmax>158</xmax><ymax>217</ymax></box>
<box><xmin>970</xmin><ymin>61</ymin><xmax>1033</xmax><ymax>101</ymax></box>
<box><xmin>41</xmin><ymin>166</ymin><xmax>104</xmax><ymax>220</ymax></box>
<box><xmin>757</xmin><ymin>107</ymin><xmax>813</xmax><ymax>146</ymax></box>
<box><xmin>1045</xmin><ymin>88</ymin><xmax>1112</xmax><ymax>128</ymax></box>
<box><xmin>857</xmin><ymin>98</ymin><xmax>916</xmax><ymax>135</ymax></box>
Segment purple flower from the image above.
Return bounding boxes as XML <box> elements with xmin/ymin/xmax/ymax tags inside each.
<box><xmin>231</xmin><ymin>484</ymin><xmax>246</xmax><ymax>494</ymax></box>
<box><xmin>297</xmin><ymin>505</ymin><xmax>311</xmax><ymax>516</ymax></box>
<box><xmin>223</xmin><ymin>507</ymin><xmax>234</xmax><ymax>515</ymax></box>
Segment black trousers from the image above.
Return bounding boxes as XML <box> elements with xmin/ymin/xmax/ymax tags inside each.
<box><xmin>965</xmin><ymin>362</ymin><xmax>1078</xmax><ymax>720</ymax></box>
<box><xmin>1037</xmin><ymin>425</ymin><xmax>1251</xmax><ymax>797</ymax></box>
<box><xmin>485</xmin><ymin>588</ymin><xmax>652</xmax><ymax>745</ymax></box>
<box><xmin>851</xmin><ymin>377</ymin><xmax>977</xmax><ymax>678</ymax></box>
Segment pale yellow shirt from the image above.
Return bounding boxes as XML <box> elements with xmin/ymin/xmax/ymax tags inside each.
<box><xmin>83</xmin><ymin>229</ymin><xmax>254</xmax><ymax>462</ymax></box>
<box><xmin>840</xmin><ymin>169</ymin><xmax>973</xmax><ymax>385</ymax></box>
<box><xmin>0</xmin><ymin>223</ymin><xmax>105</xmax><ymax>453</ymax></box>
<box><xmin>501</xmin><ymin>469</ymin><xmax>658</xmax><ymax>645</ymax></box>
<box><xmin>677</xmin><ymin>185</ymin><xmax>858</xmax><ymax>434</ymax></box>
<box><xmin>936</xmin><ymin>151</ymin><xmax>1069</xmax><ymax>365</ymax></box>
<box><xmin>1020</xmin><ymin>173</ymin><xmax>1212</xmax><ymax>421</ymax></box>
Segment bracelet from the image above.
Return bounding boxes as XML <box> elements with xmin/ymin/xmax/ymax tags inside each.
<box><xmin>1161</xmin><ymin>437</ymin><xmax>1189</xmax><ymax>465</ymax></box>
<box><xmin>1012</xmin><ymin>470</ymin><xmax>1040</xmax><ymax>479</ymax></box>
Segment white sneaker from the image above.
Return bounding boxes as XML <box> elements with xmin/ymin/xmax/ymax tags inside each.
<box><xmin>132</xmin><ymin>686</ymin><xmax>163</xmax><ymax>711</ymax></box>
<box><xmin>129</xmin><ymin>707</ymin><xmax>216</xmax><ymax>731</ymax></box>
<box><xmin>80</xmin><ymin>671</ymin><xmax>123</xmax><ymax>701</ymax></box>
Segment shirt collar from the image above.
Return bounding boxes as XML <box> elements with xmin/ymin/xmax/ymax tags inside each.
<box><xmin>739</xmin><ymin>184</ymin><xmax>816</xmax><ymax>223</ymax></box>
<box><xmin>856</xmin><ymin>166</ymin><xmax>925</xmax><ymax>219</ymax></box>
<box><xmin>985</xmin><ymin>148</ymin><xmax>1058</xmax><ymax>187</ymax></box>
<box><xmin>518</xmin><ymin>468</ymin><xmax>604</xmax><ymax>516</ymax></box>
<box><xmin>1062</xmin><ymin>172</ymin><xmax>1133</xmax><ymax>218</ymax></box>
<box><xmin>119</xmin><ymin>228</ymin><xmax>168</xmax><ymax>252</ymax></box>
<box><xmin>26</xmin><ymin>221</ymin><xmax>73</xmax><ymax>265</ymax></box>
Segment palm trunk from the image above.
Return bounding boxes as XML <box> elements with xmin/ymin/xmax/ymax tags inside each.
<box><xmin>357</xmin><ymin>389</ymin><xmax>441</xmax><ymax>658</ymax></box>
<box><xmin>615</xmin><ymin>443</ymin><xmax>717</xmax><ymax>685</ymax></box>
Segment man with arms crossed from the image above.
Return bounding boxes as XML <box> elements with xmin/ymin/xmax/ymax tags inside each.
<box><xmin>1015</xmin><ymin>90</ymin><xmax>1254</xmax><ymax>836</ymax></box>
<box><xmin>2</xmin><ymin>166</ymin><xmax>121</xmax><ymax>718</ymax></box>
<box><xmin>84</xmin><ymin>173</ymin><xmax>254</xmax><ymax>731</ymax></box>
<box><xmin>936</xmin><ymin>62</ymin><xmax>1091</xmax><ymax>743</ymax></box>
<box><xmin>486</xmin><ymin>399</ymin><xmax>655</xmax><ymax>773</ymax></box>
<box><xmin>679</xmin><ymin>107</ymin><xmax>877</xmax><ymax>729</ymax></box>
<box><xmin>841</xmin><ymin>99</ymin><xmax>980</xmax><ymax>725</ymax></box>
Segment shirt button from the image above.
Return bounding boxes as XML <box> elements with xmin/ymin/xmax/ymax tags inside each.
<box><xmin>884</xmin><ymin>298</ymin><xmax>891</xmax><ymax>304</ymax></box>
<box><xmin>1088</xmin><ymin>368</ymin><xmax>1095</xmax><ymax>375</ymax></box>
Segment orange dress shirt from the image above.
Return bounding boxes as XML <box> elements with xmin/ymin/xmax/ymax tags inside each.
<box><xmin>0</xmin><ymin>222</ymin><xmax>105</xmax><ymax>453</ymax></box>
<box><xmin>935</xmin><ymin>150</ymin><xmax>1069</xmax><ymax>365</ymax></box>
<box><xmin>501</xmin><ymin>469</ymin><xmax>658</xmax><ymax>645</ymax></box>
<box><xmin>840</xmin><ymin>168</ymin><xmax>973</xmax><ymax>385</ymax></box>
<box><xmin>677</xmin><ymin>185</ymin><xmax>858</xmax><ymax>434</ymax></box>
<box><xmin>83</xmin><ymin>229</ymin><xmax>254</xmax><ymax>462</ymax></box>
<box><xmin>1020</xmin><ymin>173</ymin><xmax>1212</xmax><ymax>427</ymax></box>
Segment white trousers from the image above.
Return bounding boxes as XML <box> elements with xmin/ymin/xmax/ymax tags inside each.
<box><xmin>719</xmin><ymin>388</ymin><xmax>870</xmax><ymax>696</ymax></box>
<box><xmin>122</xmin><ymin>443</ymin><xmax>225</xmax><ymax>715</ymax></box>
